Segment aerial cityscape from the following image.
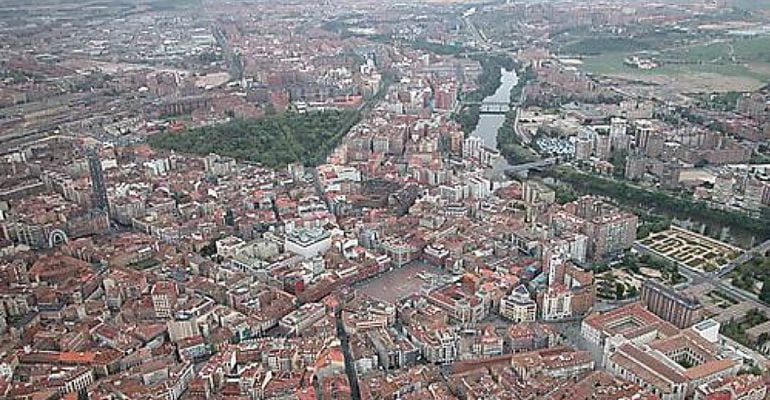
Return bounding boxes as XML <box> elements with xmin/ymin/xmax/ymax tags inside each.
<box><xmin>1</xmin><ymin>0</ymin><xmax>770</xmax><ymax>399</ymax></box>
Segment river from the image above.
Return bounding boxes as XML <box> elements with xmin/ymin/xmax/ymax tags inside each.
<box><xmin>474</xmin><ymin>69</ymin><xmax>761</xmax><ymax>248</ymax></box>
<box><xmin>470</xmin><ymin>68</ymin><xmax>518</xmax><ymax>149</ymax></box>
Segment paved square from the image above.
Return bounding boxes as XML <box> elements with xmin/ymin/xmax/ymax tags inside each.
<box><xmin>355</xmin><ymin>262</ymin><xmax>448</xmax><ymax>303</ymax></box>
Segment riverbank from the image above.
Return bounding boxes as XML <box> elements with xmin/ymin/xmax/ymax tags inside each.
<box><xmin>496</xmin><ymin>66</ymin><xmax>538</xmax><ymax>164</ymax></box>
<box><xmin>543</xmin><ymin>166</ymin><xmax>770</xmax><ymax>246</ymax></box>
<box><xmin>454</xmin><ymin>55</ymin><xmax>516</xmax><ymax>135</ymax></box>
<box><xmin>496</xmin><ymin>108</ymin><xmax>538</xmax><ymax>164</ymax></box>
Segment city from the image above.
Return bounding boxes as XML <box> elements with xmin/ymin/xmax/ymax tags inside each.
<box><xmin>0</xmin><ymin>0</ymin><xmax>770</xmax><ymax>399</ymax></box>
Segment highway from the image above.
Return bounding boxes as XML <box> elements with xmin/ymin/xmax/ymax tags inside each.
<box><xmin>460</xmin><ymin>13</ymin><xmax>518</xmax><ymax>56</ymax></box>
<box><xmin>462</xmin><ymin>15</ymin><xmax>489</xmax><ymax>52</ymax></box>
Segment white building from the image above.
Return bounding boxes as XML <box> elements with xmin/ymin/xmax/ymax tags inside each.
<box><xmin>463</xmin><ymin>136</ymin><xmax>481</xmax><ymax>159</ymax></box>
<box><xmin>523</xmin><ymin>180</ymin><xmax>555</xmax><ymax>206</ymax></box>
<box><xmin>550</xmin><ymin>234</ymin><xmax>588</xmax><ymax>263</ymax></box>
<box><xmin>60</xmin><ymin>368</ymin><xmax>94</xmax><ymax>394</ymax></box>
<box><xmin>541</xmin><ymin>287</ymin><xmax>572</xmax><ymax>321</ymax></box>
<box><xmin>216</xmin><ymin>236</ymin><xmax>245</xmax><ymax>259</ymax></box>
<box><xmin>143</xmin><ymin>158</ymin><xmax>172</xmax><ymax>176</ymax></box>
<box><xmin>167</xmin><ymin>318</ymin><xmax>201</xmax><ymax>342</ymax></box>
<box><xmin>500</xmin><ymin>285</ymin><xmax>537</xmax><ymax>322</ymax></box>
<box><xmin>610</xmin><ymin>117</ymin><xmax>628</xmax><ymax>150</ymax></box>
<box><xmin>439</xmin><ymin>184</ymin><xmax>468</xmax><ymax>203</ymax></box>
<box><xmin>279</xmin><ymin>302</ymin><xmax>326</xmax><ymax>335</ymax></box>
<box><xmin>467</xmin><ymin>176</ymin><xmax>491</xmax><ymax>199</ymax></box>
<box><xmin>284</xmin><ymin>227</ymin><xmax>331</xmax><ymax>259</ymax></box>
<box><xmin>166</xmin><ymin>362</ymin><xmax>195</xmax><ymax>400</ymax></box>
<box><xmin>411</xmin><ymin>328</ymin><xmax>458</xmax><ymax>364</ymax></box>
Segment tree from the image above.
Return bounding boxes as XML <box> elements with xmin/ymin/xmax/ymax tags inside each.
<box><xmin>745</xmin><ymin>308</ymin><xmax>767</xmax><ymax>326</ymax></box>
<box><xmin>738</xmin><ymin>365</ymin><xmax>762</xmax><ymax>376</ymax></box>
<box><xmin>200</xmin><ymin>240</ymin><xmax>217</xmax><ymax>257</ymax></box>
<box><xmin>694</xmin><ymin>159</ymin><xmax>709</xmax><ymax>168</ymax></box>
<box><xmin>147</xmin><ymin>110</ymin><xmax>360</xmax><ymax>169</ymax></box>
<box><xmin>760</xmin><ymin>276</ymin><xmax>770</xmax><ymax>304</ymax></box>
<box><xmin>720</xmin><ymin>318</ymin><xmax>748</xmax><ymax>345</ymax></box>
<box><xmin>544</xmin><ymin>167</ymin><xmax>770</xmax><ymax>239</ymax></box>
<box><xmin>622</xmin><ymin>254</ymin><xmax>640</xmax><ymax>274</ymax></box>
<box><xmin>615</xmin><ymin>282</ymin><xmax>626</xmax><ymax>300</ymax></box>
<box><xmin>497</xmin><ymin>109</ymin><xmax>537</xmax><ymax>164</ymax></box>
<box><xmin>554</xmin><ymin>184</ymin><xmax>578</xmax><ymax>204</ymax></box>
<box><xmin>610</xmin><ymin>150</ymin><xmax>628</xmax><ymax>178</ymax></box>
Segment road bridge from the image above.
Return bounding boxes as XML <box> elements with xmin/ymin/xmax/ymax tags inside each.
<box><xmin>479</xmin><ymin>103</ymin><xmax>510</xmax><ymax>114</ymax></box>
<box><xmin>502</xmin><ymin>157</ymin><xmax>557</xmax><ymax>174</ymax></box>
<box><xmin>459</xmin><ymin>101</ymin><xmax>512</xmax><ymax>114</ymax></box>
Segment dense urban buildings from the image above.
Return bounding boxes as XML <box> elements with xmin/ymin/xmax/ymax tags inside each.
<box><xmin>0</xmin><ymin>0</ymin><xmax>770</xmax><ymax>399</ymax></box>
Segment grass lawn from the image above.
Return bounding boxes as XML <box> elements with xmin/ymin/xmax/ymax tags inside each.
<box><xmin>732</xmin><ymin>36</ymin><xmax>770</xmax><ymax>62</ymax></box>
<box><xmin>662</xmin><ymin>37</ymin><xmax>770</xmax><ymax>64</ymax></box>
<box><xmin>580</xmin><ymin>52</ymin><xmax>769</xmax><ymax>92</ymax></box>
<box><xmin>662</xmin><ymin>42</ymin><xmax>731</xmax><ymax>63</ymax></box>
<box><xmin>583</xmin><ymin>52</ymin><xmax>770</xmax><ymax>80</ymax></box>
<box><xmin>580</xmin><ymin>33</ymin><xmax>770</xmax><ymax>87</ymax></box>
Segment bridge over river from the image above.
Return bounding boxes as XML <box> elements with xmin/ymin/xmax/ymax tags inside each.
<box><xmin>462</xmin><ymin>101</ymin><xmax>511</xmax><ymax>114</ymax></box>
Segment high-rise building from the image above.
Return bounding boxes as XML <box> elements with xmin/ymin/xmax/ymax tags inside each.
<box><xmin>545</xmin><ymin>251</ymin><xmax>566</xmax><ymax>287</ymax></box>
<box><xmin>573</xmin><ymin>197</ymin><xmax>638</xmax><ymax>260</ymax></box>
<box><xmin>743</xmin><ymin>177</ymin><xmax>770</xmax><ymax>213</ymax></box>
<box><xmin>610</xmin><ymin>117</ymin><xmax>630</xmax><ymax>152</ymax></box>
<box><xmin>523</xmin><ymin>180</ymin><xmax>556</xmax><ymax>206</ymax></box>
<box><xmin>151</xmin><ymin>281</ymin><xmax>178</xmax><ymax>319</ymax></box>
<box><xmin>593</xmin><ymin>132</ymin><xmax>612</xmax><ymax>160</ymax></box>
<box><xmin>87</xmin><ymin>147</ymin><xmax>109</xmax><ymax>214</ymax></box>
<box><xmin>634</xmin><ymin>119</ymin><xmax>654</xmax><ymax>149</ymax></box>
<box><xmin>540</xmin><ymin>285</ymin><xmax>572</xmax><ymax>321</ymax></box>
<box><xmin>463</xmin><ymin>136</ymin><xmax>482</xmax><ymax>161</ymax></box>
<box><xmin>574</xmin><ymin>129</ymin><xmax>593</xmax><ymax>160</ymax></box>
<box><xmin>641</xmin><ymin>279</ymin><xmax>702</xmax><ymax>329</ymax></box>
<box><xmin>433</xmin><ymin>84</ymin><xmax>457</xmax><ymax>112</ymax></box>
<box><xmin>712</xmin><ymin>174</ymin><xmax>735</xmax><ymax>205</ymax></box>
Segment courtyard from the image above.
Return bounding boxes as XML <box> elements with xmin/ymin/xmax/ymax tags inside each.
<box><xmin>638</xmin><ymin>226</ymin><xmax>742</xmax><ymax>272</ymax></box>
